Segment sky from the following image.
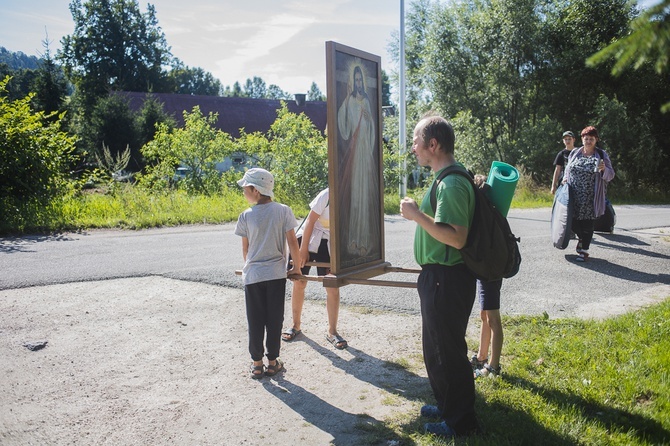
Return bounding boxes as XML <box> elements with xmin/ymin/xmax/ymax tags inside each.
<box><xmin>0</xmin><ymin>0</ymin><xmax>401</xmax><ymax>95</ymax></box>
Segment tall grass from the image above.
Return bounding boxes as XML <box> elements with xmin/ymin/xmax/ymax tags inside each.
<box><xmin>66</xmin><ymin>185</ymin><xmax>251</xmax><ymax>229</ymax></box>
<box><xmin>1</xmin><ymin>172</ymin><xmax>668</xmax><ymax>235</ymax></box>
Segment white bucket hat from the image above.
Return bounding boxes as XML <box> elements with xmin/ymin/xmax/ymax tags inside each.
<box><xmin>237</xmin><ymin>168</ymin><xmax>274</xmax><ymax>198</ymax></box>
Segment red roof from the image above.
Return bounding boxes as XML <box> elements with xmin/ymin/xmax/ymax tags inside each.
<box><xmin>117</xmin><ymin>91</ymin><xmax>327</xmax><ymax>137</ymax></box>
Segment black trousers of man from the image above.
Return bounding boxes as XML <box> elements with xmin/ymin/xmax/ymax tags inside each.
<box><xmin>418</xmin><ymin>263</ymin><xmax>479</xmax><ymax>435</ymax></box>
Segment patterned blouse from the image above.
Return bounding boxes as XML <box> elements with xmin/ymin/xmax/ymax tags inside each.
<box><xmin>568</xmin><ymin>154</ymin><xmax>598</xmax><ymax>220</ymax></box>
<box><xmin>564</xmin><ymin>146</ymin><xmax>616</xmax><ymax>219</ymax></box>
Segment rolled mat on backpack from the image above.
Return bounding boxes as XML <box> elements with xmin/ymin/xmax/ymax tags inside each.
<box><xmin>486</xmin><ymin>161</ymin><xmax>519</xmax><ymax>217</ymax></box>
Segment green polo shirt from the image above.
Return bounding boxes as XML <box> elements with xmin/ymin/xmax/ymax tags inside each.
<box><xmin>414</xmin><ymin>164</ymin><xmax>475</xmax><ymax>266</ymax></box>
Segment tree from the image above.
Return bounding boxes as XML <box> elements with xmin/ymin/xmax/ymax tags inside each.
<box><xmin>222</xmin><ymin>81</ymin><xmax>245</xmax><ymax>97</ymax></box>
<box><xmin>387</xmin><ymin>0</ymin><xmax>433</xmax><ymax>106</ymax></box>
<box><xmin>267</xmin><ymin>84</ymin><xmax>291</xmax><ymax>100</ymax></box>
<box><xmin>81</xmin><ymin>94</ymin><xmax>141</xmax><ymax>171</ymax></box>
<box><xmin>168</xmin><ymin>60</ymin><xmax>223</xmax><ymax>96</ymax></box>
<box><xmin>0</xmin><ymin>47</ymin><xmax>40</xmax><ymax>70</ymax></box>
<box><xmin>307</xmin><ymin>82</ymin><xmax>325</xmax><ymax>101</ymax></box>
<box><xmin>140</xmin><ymin>106</ymin><xmax>233</xmax><ymax>194</ymax></box>
<box><xmin>58</xmin><ymin>0</ymin><xmax>172</xmax><ymax>112</ymax></box>
<box><xmin>539</xmin><ymin>0</ymin><xmax>636</xmax><ymax>127</ymax></box>
<box><xmin>32</xmin><ymin>36</ymin><xmax>68</xmax><ymax>117</ymax></box>
<box><xmin>381</xmin><ymin>70</ymin><xmax>391</xmax><ymax>106</ymax></box>
<box><xmin>243</xmin><ymin>103</ymin><xmax>328</xmax><ymax>204</ymax></box>
<box><xmin>587</xmin><ymin>0</ymin><xmax>670</xmax><ymax>112</ymax></box>
<box><xmin>243</xmin><ymin>76</ymin><xmax>267</xmax><ymax>99</ymax></box>
<box><xmin>0</xmin><ymin>66</ymin><xmax>38</xmax><ymax>101</ymax></box>
<box><xmin>134</xmin><ymin>93</ymin><xmax>175</xmax><ymax>149</ymax></box>
<box><xmin>392</xmin><ymin>0</ymin><xmax>669</xmax><ymax>190</ymax></box>
<box><xmin>0</xmin><ymin>77</ymin><xmax>77</xmax><ymax>230</ymax></box>
<box><xmin>423</xmin><ymin>0</ymin><xmax>543</xmax><ymax>166</ymax></box>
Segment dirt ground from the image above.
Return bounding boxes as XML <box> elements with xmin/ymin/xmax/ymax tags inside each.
<box><xmin>2</xmin><ymin>277</ymin><xmax>669</xmax><ymax>445</ymax></box>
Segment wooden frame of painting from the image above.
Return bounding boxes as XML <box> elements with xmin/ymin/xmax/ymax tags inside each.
<box><xmin>324</xmin><ymin>41</ymin><xmax>388</xmax><ymax>284</ymax></box>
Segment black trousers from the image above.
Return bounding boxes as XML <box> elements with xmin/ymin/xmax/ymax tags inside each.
<box><xmin>572</xmin><ymin>218</ymin><xmax>595</xmax><ymax>250</ymax></box>
<box><xmin>418</xmin><ymin>263</ymin><xmax>479</xmax><ymax>435</ymax></box>
<box><xmin>244</xmin><ymin>278</ymin><xmax>286</xmax><ymax>361</ymax></box>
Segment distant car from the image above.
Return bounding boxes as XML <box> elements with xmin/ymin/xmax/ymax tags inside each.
<box><xmin>112</xmin><ymin>170</ymin><xmax>134</xmax><ymax>182</ymax></box>
<box><xmin>173</xmin><ymin>166</ymin><xmax>192</xmax><ymax>181</ymax></box>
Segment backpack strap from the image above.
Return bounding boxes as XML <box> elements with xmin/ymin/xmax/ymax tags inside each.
<box><xmin>429</xmin><ymin>165</ymin><xmax>475</xmax><ymax>214</ymax></box>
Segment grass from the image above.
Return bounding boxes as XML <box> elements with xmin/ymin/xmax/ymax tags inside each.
<box><xmin>358</xmin><ymin>299</ymin><xmax>670</xmax><ymax>445</ymax></box>
<box><xmin>2</xmin><ymin>175</ymin><xmax>669</xmax><ymax>235</ymax></box>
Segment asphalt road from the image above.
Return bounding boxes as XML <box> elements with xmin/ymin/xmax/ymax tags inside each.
<box><xmin>1</xmin><ymin>205</ymin><xmax>669</xmax><ymax>318</ymax></box>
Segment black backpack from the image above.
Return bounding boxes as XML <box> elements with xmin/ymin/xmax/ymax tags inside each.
<box><xmin>430</xmin><ymin>166</ymin><xmax>521</xmax><ymax>282</ymax></box>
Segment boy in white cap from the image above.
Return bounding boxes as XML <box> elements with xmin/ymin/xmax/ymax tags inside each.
<box><xmin>234</xmin><ymin>168</ymin><xmax>301</xmax><ymax>379</ymax></box>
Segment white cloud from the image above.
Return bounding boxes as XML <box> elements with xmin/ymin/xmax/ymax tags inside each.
<box><xmin>0</xmin><ymin>0</ymin><xmax>399</xmax><ymax>94</ymax></box>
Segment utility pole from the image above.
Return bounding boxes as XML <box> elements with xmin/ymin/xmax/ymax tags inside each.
<box><xmin>399</xmin><ymin>0</ymin><xmax>407</xmax><ymax>198</ymax></box>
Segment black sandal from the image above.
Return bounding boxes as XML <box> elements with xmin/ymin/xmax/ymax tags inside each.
<box><xmin>281</xmin><ymin>327</ymin><xmax>302</xmax><ymax>341</ymax></box>
<box><xmin>326</xmin><ymin>333</ymin><xmax>348</xmax><ymax>350</ymax></box>
<box><xmin>265</xmin><ymin>359</ymin><xmax>284</xmax><ymax>377</ymax></box>
<box><xmin>250</xmin><ymin>363</ymin><xmax>265</xmax><ymax>379</ymax></box>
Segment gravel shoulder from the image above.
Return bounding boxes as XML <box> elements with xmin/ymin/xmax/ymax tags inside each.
<box><xmin>1</xmin><ymin>277</ymin><xmax>429</xmax><ymax>445</ymax></box>
<box><xmin>2</xmin><ymin>276</ymin><xmax>669</xmax><ymax>445</ymax></box>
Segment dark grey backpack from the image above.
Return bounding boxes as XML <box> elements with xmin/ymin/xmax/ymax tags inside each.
<box><xmin>430</xmin><ymin>166</ymin><xmax>521</xmax><ymax>281</ymax></box>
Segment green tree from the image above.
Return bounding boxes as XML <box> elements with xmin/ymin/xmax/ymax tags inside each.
<box><xmin>222</xmin><ymin>81</ymin><xmax>245</xmax><ymax>97</ymax></box>
<box><xmin>135</xmin><ymin>93</ymin><xmax>175</xmax><ymax>148</ymax></box>
<box><xmin>0</xmin><ymin>66</ymin><xmax>38</xmax><ymax>101</ymax></box>
<box><xmin>81</xmin><ymin>94</ymin><xmax>141</xmax><ymax>171</ymax></box>
<box><xmin>243</xmin><ymin>76</ymin><xmax>267</xmax><ymax>99</ymax></box>
<box><xmin>423</xmin><ymin>0</ymin><xmax>543</xmax><ymax>166</ymax></box>
<box><xmin>587</xmin><ymin>0</ymin><xmax>670</xmax><ymax>112</ymax></box>
<box><xmin>243</xmin><ymin>102</ymin><xmax>328</xmax><ymax>204</ymax></box>
<box><xmin>267</xmin><ymin>84</ymin><xmax>291</xmax><ymax>100</ymax></box>
<box><xmin>381</xmin><ymin>69</ymin><xmax>391</xmax><ymax>106</ymax></box>
<box><xmin>32</xmin><ymin>37</ymin><xmax>68</xmax><ymax>117</ymax></box>
<box><xmin>539</xmin><ymin>0</ymin><xmax>636</xmax><ymax>127</ymax></box>
<box><xmin>0</xmin><ymin>77</ymin><xmax>77</xmax><ymax>229</ymax></box>
<box><xmin>388</xmin><ymin>0</ymin><xmax>433</xmax><ymax>106</ymax></box>
<box><xmin>307</xmin><ymin>82</ymin><xmax>325</xmax><ymax>101</ymax></box>
<box><xmin>140</xmin><ymin>106</ymin><xmax>233</xmax><ymax>194</ymax></box>
<box><xmin>58</xmin><ymin>0</ymin><xmax>172</xmax><ymax>112</ymax></box>
<box><xmin>168</xmin><ymin>61</ymin><xmax>223</xmax><ymax>96</ymax></box>
<box><xmin>393</xmin><ymin>0</ymin><xmax>669</xmax><ymax>190</ymax></box>
<box><xmin>589</xmin><ymin>94</ymin><xmax>665</xmax><ymax>192</ymax></box>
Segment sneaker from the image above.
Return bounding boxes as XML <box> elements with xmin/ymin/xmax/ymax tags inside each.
<box><xmin>470</xmin><ymin>355</ymin><xmax>487</xmax><ymax>371</ymax></box>
<box><xmin>420</xmin><ymin>404</ymin><xmax>441</xmax><ymax>418</ymax></box>
<box><xmin>474</xmin><ymin>364</ymin><xmax>501</xmax><ymax>378</ymax></box>
<box><xmin>425</xmin><ymin>421</ymin><xmax>456</xmax><ymax>438</ymax></box>
<box><xmin>576</xmin><ymin>240</ymin><xmax>584</xmax><ymax>254</ymax></box>
<box><xmin>575</xmin><ymin>251</ymin><xmax>589</xmax><ymax>262</ymax></box>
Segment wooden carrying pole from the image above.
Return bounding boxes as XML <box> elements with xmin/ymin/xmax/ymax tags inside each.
<box><xmin>234</xmin><ymin>262</ymin><xmax>419</xmax><ymax>289</ymax></box>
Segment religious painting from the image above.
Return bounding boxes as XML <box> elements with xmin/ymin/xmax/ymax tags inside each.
<box><xmin>325</xmin><ymin>41</ymin><xmax>385</xmax><ymax>275</ymax></box>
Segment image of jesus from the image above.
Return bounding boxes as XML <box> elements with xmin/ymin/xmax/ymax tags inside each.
<box><xmin>337</xmin><ymin>64</ymin><xmax>380</xmax><ymax>260</ymax></box>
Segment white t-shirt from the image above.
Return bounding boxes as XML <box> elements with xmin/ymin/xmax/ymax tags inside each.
<box><xmin>297</xmin><ymin>188</ymin><xmax>330</xmax><ymax>253</ymax></box>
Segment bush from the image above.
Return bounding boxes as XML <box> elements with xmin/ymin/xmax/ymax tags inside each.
<box><xmin>0</xmin><ymin>76</ymin><xmax>78</xmax><ymax>232</ymax></box>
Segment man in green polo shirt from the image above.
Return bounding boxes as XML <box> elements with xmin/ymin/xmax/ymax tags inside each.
<box><xmin>400</xmin><ymin>115</ymin><xmax>479</xmax><ymax>439</ymax></box>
